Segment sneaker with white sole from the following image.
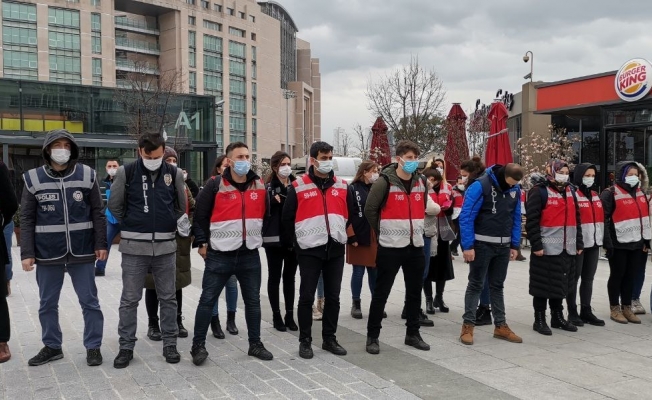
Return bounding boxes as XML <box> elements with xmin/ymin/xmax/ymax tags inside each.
<box><xmin>632</xmin><ymin>299</ymin><xmax>646</xmax><ymax>315</ymax></box>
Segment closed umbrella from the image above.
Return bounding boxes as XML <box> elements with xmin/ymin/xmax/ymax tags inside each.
<box><xmin>485</xmin><ymin>101</ymin><xmax>513</xmax><ymax>166</ymax></box>
<box><xmin>370</xmin><ymin>117</ymin><xmax>391</xmax><ymax>166</ymax></box>
<box><xmin>443</xmin><ymin>103</ymin><xmax>469</xmax><ymax>182</ymax></box>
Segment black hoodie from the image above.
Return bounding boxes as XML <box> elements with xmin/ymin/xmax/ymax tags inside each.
<box><xmin>572</xmin><ymin>163</ymin><xmax>597</xmax><ymax>198</ymax></box>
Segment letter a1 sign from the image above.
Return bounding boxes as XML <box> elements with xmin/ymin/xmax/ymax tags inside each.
<box><xmin>615</xmin><ymin>58</ymin><xmax>652</xmax><ymax>102</ymax></box>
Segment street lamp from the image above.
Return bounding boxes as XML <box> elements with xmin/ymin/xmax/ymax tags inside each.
<box><xmin>523</xmin><ymin>51</ymin><xmax>533</xmax><ymax>82</ymax></box>
<box><xmin>283</xmin><ymin>89</ymin><xmax>296</xmax><ymax>155</ymax></box>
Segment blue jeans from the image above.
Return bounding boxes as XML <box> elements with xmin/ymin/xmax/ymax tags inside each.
<box><xmin>3</xmin><ymin>221</ymin><xmax>13</xmax><ymax>281</ymax></box>
<box><xmin>36</xmin><ymin>263</ymin><xmax>104</xmax><ymax>349</ymax></box>
<box><xmin>95</xmin><ymin>222</ymin><xmax>120</xmax><ymax>271</ymax></box>
<box><xmin>194</xmin><ymin>249</ymin><xmax>261</xmax><ymax>344</ymax></box>
<box><xmin>422</xmin><ymin>236</ymin><xmax>432</xmax><ymax>282</ymax></box>
<box><xmin>212</xmin><ymin>275</ymin><xmax>238</xmax><ymax>316</ymax></box>
<box><xmin>317</xmin><ymin>273</ymin><xmax>324</xmax><ymax>298</ymax></box>
<box><xmin>463</xmin><ymin>242</ymin><xmax>510</xmax><ymax>326</ymax></box>
<box><xmin>351</xmin><ymin>265</ymin><xmax>378</xmax><ymax>300</ymax></box>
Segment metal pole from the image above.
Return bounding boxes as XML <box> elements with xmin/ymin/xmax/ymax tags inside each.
<box><xmin>285</xmin><ymin>96</ymin><xmax>289</xmax><ymax>153</ymax></box>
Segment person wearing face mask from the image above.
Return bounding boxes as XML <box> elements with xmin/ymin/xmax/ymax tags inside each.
<box><xmin>108</xmin><ymin>134</ymin><xmax>187</xmax><ymax>368</ymax></box>
<box><xmin>630</xmin><ymin>162</ymin><xmax>650</xmax><ymax>315</ymax></box>
<box><xmin>191</xmin><ymin>141</ymin><xmax>274</xmax><ymax>365</ymax></box>
<box><xmin>601</xmin><ymin>161</ymin><xmax>651</xmax><ymax>324</ymax></box>
<box><xmin>95</xmin><ymin>159</ymin><xmax>120</xmax><ymax>276</ymax></box>
<box><xmin>182</xmin><ymin>169</ymin><xmax>200</xmax><ymax>198</ymax></box>
<box><xmin>526</xmin><ymin>159</ymin><xmax>583</xmax><ymax>336</ymax></box>
<box><xmin>262</xmin><ymin>151</ymin><xmax>298</xmax><ymax>332</ymax></box>
<box><xmin>282</xmin><ymin>141</ymin><xmax>350</xmax><ymax>359</ymax></box>
<box><xmin>346</xmin><ymin>161</ymin><xmax>382</xmax><ymax>319</ymax></box>
<box><xmin>20</xmin><ymin>129</ymin><xmax>108</xmax><ymax>367</ymax></box>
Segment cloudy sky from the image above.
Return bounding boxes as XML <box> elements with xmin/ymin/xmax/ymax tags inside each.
<box><xmin>279</xmin><ymin>0</ymin><xmax>652</xmax><ymax>143</ymax></box>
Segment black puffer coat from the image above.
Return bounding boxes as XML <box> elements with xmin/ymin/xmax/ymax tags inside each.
<box><xmin>526</xmin><ymin>174</ymin><xmax>582</xmax><ymax>299</ymax></box>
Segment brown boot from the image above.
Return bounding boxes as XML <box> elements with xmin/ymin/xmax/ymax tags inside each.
<box><xmin>460</xmin><ymin>323</ymin><xmax>474</xmax><ymax>345</ymax></box>
<box><xmin>610</xmin><ymin>305</ymin><xmax>628</xmax><ymax>324</ymax></box>
<box><xmin>622</xmin><ymin>305</ymin><xmax>642</xmax><ymax>324</ymax></box>
<box><xmin>493</xmin><ymin>323</ymin><xmax>523</xmax><ymax>343</ymax></box>
<box><xmin>0</xmin><ymin>342</ymin><xmax>11</xmax><ymax>363</ymax></box>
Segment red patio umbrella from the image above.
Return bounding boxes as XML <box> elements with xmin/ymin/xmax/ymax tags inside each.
<box><xmin>443</xmin><ymin>103</ymin><xmax>469</xmax><ymax>182</ymax></box>
<box><xmin>370</xmin><ymin>117</ymin><xmax>391</xmax><ymax>166</ymax></box>
<box><xmin>485</xmin><ymin>101</ymin><xmax>513</xmax><ymax>166</ymax></box>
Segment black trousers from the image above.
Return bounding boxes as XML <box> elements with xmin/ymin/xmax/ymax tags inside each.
<box><xmin>145</xmin><ymin>288</ymin><xmax>183</xmax><ymax>320</ymax></box>
<box><xmin>607</xmin><ymin>248</ymin><xmax>642</xmax><ymax>306</ymax></box>
<box><xmin>567</xmin><ymin>246</ymin><xmax>600</xmax><ymax>309</ymax></box>
<box><xmin>0</xmin><ymin>275</ymin><xmax>8</xmax><ymax>342</ymax></box>
<box><xmin>533</xmin><ymin>297</ymin><xmax>563</xmax><ymax>311</ymax></box>
<box><xmin>265</xmin><ymin>247</ymin><xmax>298</xmax><ymax>313</ymax></box>
<box><xmin>368</xmin><ymin>245</ymin><xmax>425</xmax><ymax>339</ymax></box>
<box><xmin>297</xmin><ymin>254</ymin><xmax>344</xmax><ymax>342</ymax></box>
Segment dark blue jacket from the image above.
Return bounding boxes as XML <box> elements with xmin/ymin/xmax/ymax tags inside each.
<box><xmin>459</xmin><ymin>165</ymin><xmax>521</xmax><ymax>250</ymax></box>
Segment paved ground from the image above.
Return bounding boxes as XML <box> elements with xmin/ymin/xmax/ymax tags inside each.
<box><xmin>3</xmin><ymin>237</ymin><xmax>652</xmax><ymax>399</ymax></box>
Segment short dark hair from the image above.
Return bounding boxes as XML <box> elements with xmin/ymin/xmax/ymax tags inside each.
<box><xmin>422</xmin><ymin>167</ymin><xmax>442</xmax><ymax>181</ymax></box>
<box><xmin>138</xmin><ymin>133</ymin><xmax>165</xmax><ymax>153</ymax></box>
<box><xmin>310</xmin><ymin>141</ymin><xmax>333</xmax><ymax>158</ymax></box>
<box><xmin>395</xmin><ymin>140</ymin><xmax>420</xmax><ymax>158</ymax></box>
<box><xmin>225</xmin><ymin>141</ymin><xmax>248</xmax><ymax>157</ymax></box>
<box><xmin>505</xmin><ymin>163</ymin><xmax>524</xmax><ymax>181</ymax></box>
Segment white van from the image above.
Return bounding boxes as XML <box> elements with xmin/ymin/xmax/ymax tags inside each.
<box><xmin>291</xmin><ymin>157</ymin><xmax>362</xmax><ymax>182</ymax></box>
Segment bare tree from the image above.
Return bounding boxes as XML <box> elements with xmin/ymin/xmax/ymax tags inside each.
<box><xmin>468</xmin><ymin>107</ymin><xmax>490</xmax><ymax>158</ymax></box>
<box><xmin>366</xmin><ymin>56</ymin><xmax>447</xmax><ymax>155</ymax></box>
<box><xmin>351</xmin><ymin>123</ymin><xmax>371</xmax><ymax>159</ymax></box>
<box><xmin>337</xmin><ymin>132</ymin><xmax>354</xmax><ymax>157</ymax></box>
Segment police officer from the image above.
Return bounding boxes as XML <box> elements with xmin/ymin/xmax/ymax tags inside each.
<box><xmin>20</xmin><ymin>129</ymin><xmax>107</xmax><ymax>367</ymax></box>
<box><xmin>108</xmin><ymin>133</ymin><xmax>187</xmax><ymax>368</ymax></box>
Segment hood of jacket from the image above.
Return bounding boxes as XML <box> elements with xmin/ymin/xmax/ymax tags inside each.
<box><xmin>530</xmin><ymin>172</ymin><xmax>547</xmax><ymax>187</ymax></box>
<box><xmin>485</xmin><ymin>165</ymin><xmax>520</xmax><ymax>194</ymax></box>
<box><xmin>381</xmin><ymin>162</ymin><xmax>419</xmax><ymax>190</ymax></box>
<box><xmin>42</xmin><ymin>129</ymin><xmax>79</xmax><ymax>166</ymax></box>
<box><xmin>635</xmin><ymin>162</ymin><xmax>650</xmax><ymax>192</ymax></box>
<box><xmin>572</xmin><ymin>163</ymin><xmax>597</xmax><ymax>188</ymax></box>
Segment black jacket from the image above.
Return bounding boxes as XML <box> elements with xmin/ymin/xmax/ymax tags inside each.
<box><xmin>263</xmin><ymin>174</ymin><xmax>296</xmax><ymax>248</ymax></box>
<box><xmin>601</xmin><ymin>161</ymin><xmax>651</xmax><ymax>251</ymax></box>
<box><xmin>346</xmin><ymin>181</ymin><xmax>373</xmax><ymax>247</ymax></box>
<box><xmin>282</xmin><ymin>166</ymin><xmax>347</xmax><ymax>260</ymax></box>
<box><xmin>185</xmin><ymin>177</ymin><xmax>200</xmax><ymax>198</ymax></box>
<box><xmin>0</xmin><ymin>161</ymin><xmax>18</xmax><ymax>266</ymax></box>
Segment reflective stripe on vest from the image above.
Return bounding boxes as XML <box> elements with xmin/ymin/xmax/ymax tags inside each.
<box><xmin>452</xmin><ymin>189</ymin><xmax>463</xmax><ymax>219</ymax></box>
<box><xmin>612</xmin><ymin>185</ymin><xmax>652</xmax><ymax>243</ymax></box>
<box><xmin>293</xmin><ymin>174</ymin><xmax>348</xmax><ymax>250</ymax></box>
<box><xmin>379</xmin><ymin>179</ymin><xmax>426</xmax><ymax>248</ymax></box>
<box><xmin>576</xmin><ymin>190</ymin><xmax>604</xmax><ymax>247</ymax></box>
<box><xmin>209</xmin><ymin>177</ymin><xmax>266</xmax><ymax>251</ymax></box>
<box><xmin>540</xmin><ymin>185</ymin><xmax>577</xmax><ymax>255</ymax></box>
<box><xmin>424</xmin><ymin>191</ymin><xmax>437</xmax><ymax>238</ymax></box>
<box><xmin>520</xmin><ymin>191</ymin><xmax>526</xmax><ymax>215</ymax></box>
<box><xmin>475</xmin><ymin>234</ymin><xmax>511</xmax><ymax>244</ymax></box>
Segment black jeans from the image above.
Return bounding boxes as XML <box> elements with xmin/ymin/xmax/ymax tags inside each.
<box><xmin>0</xmin><ymin>272</ymin><xmax>8</xmax><ymax>342</ymax></box>
<box><xmin>607</xmin><ymin>248</ymin><xmax>642</xmax><ymax>306</ymax></box>
<box><xmin>145</xmin><ymin>288</ymin><xmax>183</xmax><ymax>320</ymax></box>
<box><xmin>567</xmin><ymin>246</ymin><xmax>600</xmax><ymax>309</ymax></box>
<box><xmin>297</xmin><ymin>254</ymin><xmax>344</xmax><ymax>342</ymax></box>
<box><xmin>265</xmin><ymin>247</ymin><xmax>298</xmax><ymax>313</ymax></box>
<box><xmin>367</xmin><ymin>245</ymin><xmax>425</xmax><ymax>339</ymax></box>
<box><xmin>533</xmin><ymin>297</ymin><xmax>563</xmax><ymax>311</ymax></box>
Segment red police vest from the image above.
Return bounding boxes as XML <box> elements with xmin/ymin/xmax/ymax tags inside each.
<box><xmin>520</xmin><ymin>190</ymin><xmax>526</xmax><ymax>215</ymax></box>
<box><xmin>452</xmin><ymin>187</ymin><xmax>464</xmax><ymax>219</ymax></box>
<box><xmin>209</xmin><ymin>177</ymin><xmax>266</xmax><ymax>251</ymax></box>
<box><xmin>379</xmin><ymin>179</ymin><xmax>426</xmax><ymax>248</ymax></box>
<box><xmin>293</xmin><ymin>174</ymin><xmax>348</xmax><ymax>250</ymax></box>
<box><xmin>612</xmin><ymin>184</ymin><xmax>652</xmax><ymax>243</ymax></box>
<box><xmin>576</xmin><ymin>190</ymin><xmax>604</xmax><ymax>248</ymax></box>
<box><xmin>540</xmin><ymin>185</ymin><xmax>578</xmax><ymax>255</ymax></box>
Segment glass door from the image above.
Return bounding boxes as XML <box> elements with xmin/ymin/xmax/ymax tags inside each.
<box><xmin>606</xmin><ymin>127</ymin><xmax>646</xmax><ymax>186</ymax></box>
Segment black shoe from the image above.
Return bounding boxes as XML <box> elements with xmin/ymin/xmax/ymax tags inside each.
<box><xmin>366</xmin><ymin>337</ymin><xmax>380</xmax><ymax>354</ymax></box>
<box><xmin>147</xmin><ymin>324</ymin><xmax>162</xmax><ymax>341</ymax></box>
<box><xmin>401</xmin><ymin>305</ymin><xmax>407</xmax><ymax>319</ymax></box>
<box><xmin>177</xmin><ymin>315</ymin><xmax>188</xmax><ymax>338</ymax></box>
<box><xmin>113</xmin><ymin>349</ymin><xmax>133</xmax><ymax>369</ymax></box>
<box><xmin>580</xmin><ymin>306</ymin><xmax>606</xmax><ymax>326</ymax></box>
<box><xmin>28</xmin><ymin>346</ymin><xmax>63</xmax><ymax>366</ymax></box>
<box><xmin>405</xmin><ymin>333</ymin><xmax>430</xmax><ymax>351</ymax></box>
<box><xmin>475</xmin><ymin>306</ymin><xmax>493</xmax><ymax>326</ymax></box>
<box><xmin>299</xmin><ymin>340</ymin><xmax>313</xmax><ymax>359</ymax></box>
<box><xmin>248</xmin><ymin>342</ymin><xmax>273</xmax><ymax>361</ymax></box>
<box><xmin>351</xmin><ymin>299</ymin><xmax>363</xmax><ymax>319</ymax></box>
<box><xmin>163</xmin><ymin>345</ymin><xmax>181</xmax><ymax>364</ymax></box>
<box><xmin>419</xmin><ymin>309</ymin><xmax>434</xmax><ymax>327</ymax></box>
<box><xmin>273</xmin><ymin>312</ymin><xmax>287</xmax><ymax>332</ymax></box>
<box><xmin>284</xmin><ymin>311</ymin><xmax>298</xmax><ymax>331</ymax></box>
<box><xmin>550</xmin><ymin>309</ymin><xmax>578</xmax><ymax>332</ymax></box>
<box><xmin>191</xmin><ymin>343</ymin><xmax>208</xmax><ymax>366</ymax></box>
<box><xmin>533</xmin><ymin>311</ymin><xmax>552</xmax><ymax>336</ymax></box>
<box><xmin>425</xmin><ymin>297</ymin><xmax>436</xmax><ymax>315</ymax></box>
<box><xmin>451</xmin><ymin>250</ymin><xmax>459</xmax><ymax>257</ymax></box>
<box><xmin>94</xmin><ymin>268</ymin><xmax>105</xmax><ymax>277</ymax></box>
<box><xmin>322</xmin><ymin>338</ymin><xmax>347</xmax><ymax>356</ymax></box>
<box><xmin>86</xmin><ymin>348</ymin><xmax>103</xmax><ymax>366</ymax></box>
<box><xmin>226</xmin><ymin>311</ymin><xmax>238</xmax><ymax>335</ymax></box>
<box><xmin>211</xmin><ymin>316</ymin><xmax>225</xmax><ymax>339</ymax></box>
<box><xmin>434</xmin><ymin>295</ymin><xmax>449</xmax><ymax>313</ymax></box>
<box><xmin>567</xmin><ymin>307</ymin><xmax>584</xmax><ymax>327</ymax></box>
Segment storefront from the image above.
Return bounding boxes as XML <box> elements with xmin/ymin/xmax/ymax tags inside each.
<box><xmin>536</xmin><ymin>58</ymin><xmax>652</xmax><ymax>189</ymax></box>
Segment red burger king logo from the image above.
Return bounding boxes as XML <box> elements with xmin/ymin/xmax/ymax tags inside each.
<box><xmin>615</xmin><ymin>58</ymin><xmax>652</xmax><ymax>102</ymax></box>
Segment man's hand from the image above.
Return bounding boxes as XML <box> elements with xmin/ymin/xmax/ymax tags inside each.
<box><xmin>463</xmin><ymin>249</ymin><xmax>475</xmax><ymax>263</ymax></box>
<box><xmin>22</xmin><ymin>258</ymin><xmax>35</xmax><ymax>272</ymax></box>
<box><xmin>510</xmin><ymin>249</ymin><xmax>518</xmax><ymax>261</ymax></box>
<box><xmin>198</xmin><ymin>245</ymin><xmax>207</xmax><ymax>259</ymax></box>
<box><xmin>351</xmin><ymin>242</ymin><xmax>358</xmax><ymax>247</ymax></box>
<box><xmin>533</xmin><ymin>250</ymin><xmax>544</xmax><ymax>256</ymax></box>
<box><xmin>96</xmin><ymin>250</ymin><xmax>108</xmax><ymax>261</ymax></box>
<box><xmin>577</xmin><ymin>249</ymin><xmax>583</xmax><ymax>255</ymax></box>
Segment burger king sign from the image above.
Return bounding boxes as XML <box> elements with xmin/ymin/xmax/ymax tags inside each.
<box><xmin>615</xmin><ymin>58</ymin><xmax>652</xmax><ymax>102</ymax></box>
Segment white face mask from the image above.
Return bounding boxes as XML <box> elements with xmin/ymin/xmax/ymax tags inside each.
<box><xmin>436</xmin><ymin>167</ymin><xmax>444</xmax><ymax>174</ymax></box>
<box><xmin>461</xmin><ymin>176</ymin><xmax>468</xmax><ymax>183</ymax></box>
<box><xmin>457</xmin><ymin>184</ymin><xmax>465</xmax><ymax>190</ymax></box>
<box><xmin>370</xmin><ymin>172</ymin><xmax>379</xmax><ymax>183</ymax></box>
<box><xmin>625</xmin><ymin>175</ymin><xmax>640</xmax><ymax>187</ymax></box>
<box><xmin>107</xmin><ymin>168</ymin><xmax>118</xmax><ymax>177</ymax></box>
<box><xmin>169</xmin><ymin>162</ymin><xmax>178</xmax><ymax>168</ymax></box>
<box><xmin>555</xmin><ymin>173</ymin><xmax>569</xmax><ymax>183</ymax></box>
<box><xmin>50</xmin><ymin>149</ymin><xmax>70</xmax><ymax>165</ymax></box>
<box><xmin>582</xmin><ymin>177</ymin><xmax>595</xmax><ymax>187</ymax></box>
<box><xmin>142</xmin><ymin>157</ymin><xmax>163</xmax><ymax>171</ymax></box>
<box><xmin>315</xmin><ymin>159</ymin><xmax>333</xmax><ymax>174</ymax></box>
<box><xmin>278</xmin><ymin>165</ymin><xmax>292</xmax><ymax>178</ymax></box>
<box><xmin>183</xmin><ymin>172</ymin><xmax>188</xmax><ymax>180</ymax></box>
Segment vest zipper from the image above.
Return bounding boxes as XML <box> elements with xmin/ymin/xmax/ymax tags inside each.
<box><xmin>590</xmin><ymin>194</ymin><xmax>597</xmax><ymax>245</ymax></box>
<box><xmin>634</xmin><ymin>190</ymin><xmax>644</xmax><ymax>239</ymax></box>
<box><xmin>151</xmin><ymin>176</ymin><xmax>156</xmax><ymax>242</ymax></box>
<box><xmin>241</xmin><ymin>191</ymin><xmax>247</xmax><ymax>244</ymax></box>
<box><xmin>407</xmin><ymin>189</ymin><xmax>414</xmax><ymax>242</ymax></box>
<box><xmin>563</xmin><ymin>188</ymin><xmax>568</xmax><ymax>253</ymax></box>
<box><xmin>60</xmin><ymin>177</ymin><xmax>72</xmax><ymax>253</ymax></box>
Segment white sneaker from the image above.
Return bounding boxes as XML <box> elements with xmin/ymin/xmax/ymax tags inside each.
<box><xmin>632</xmin><ymin>299</ymin><xmax>646</xmax><ymax>315</ymax></box>
<box><xmin>312</xmin><ymin>306</ymin><xmax>323</xmax><ymax>321</ymax></box>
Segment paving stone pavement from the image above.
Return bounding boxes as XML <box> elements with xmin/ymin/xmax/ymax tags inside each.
<box><xmin>3</xmin><ymin>239</ymin><xmax>652</xmax><ymax>399</ymax></box>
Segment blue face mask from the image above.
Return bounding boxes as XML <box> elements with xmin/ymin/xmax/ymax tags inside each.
<box><xmin>232</xmin><ymin>160</ymin><xmax>251</xmax><ymax>176</ymax></box>
<box><xmin>401</xmin><ymin>158</ymin><xmax>418</xmax><ymax>174</ymax></box>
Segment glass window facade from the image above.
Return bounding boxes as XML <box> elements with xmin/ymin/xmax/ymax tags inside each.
<box><xmin>48</xmin><ymin>7</ymin><xmax>81</xmax><ymax>84</ymax></box>
<box><xmin>91</xmin><ymin>13</ymin><xmax>101</xmax><ymax>31</ymax></box>
<box><xmin>228</xmin><ymin>40</ymin><xmax>245</xmax><ymax>58</ymax></box>
<box><xmin>2</xmin><ymin>1</ymin><xmax>36</xmax><ymax>22</ymax></box>
<box><xmin>203</xmin><ymin>20</ymin><xmax>221</xmax><ymax>32</ymax></box>
<box><xmin>204</xmin><ymin>73</ymin><xmax>222</xmax><ymax>91</ymax></box>
<box><xmin>92</xmin><ymin>58</ymin><xmax>102</xmax><ymax>86</ymax></box>
<box><xmin>189</xmin><ymin>71</ymin><xmax>196</xmax><ymax>93</ymax></box>
<box><xmin>229</xmin><ymin>27</ymin><xmax>245</xmax><ymax>37</ymax></box>
<box><xmin>229</xmin><ymin>58</ymin><xmax>245</xmax><ymax>77</ymax></box>
<box><xmin>229</xmin><ymin>95</ymin><xmax>245</xmax><ymax>114</ymax></box>
<box><xmin>48</xmin><ymin>7</ymin><xmax>80</xmax><ymax>27</ymax></box>
<box><xmin>229</xmin><ymin>77</ymin><xmax>245</xmax><ymax>95</ymax></box>
<box><xmin>204</xmin><ymin>34</ymin><xmax>222</xmax><ymax>53</ymax></box>
<box><xmin>188</xmin><ymin>30</ymin><xmax>196</xmax><ymax>48</ymax></box>
<box><xmin>2</xmin><ymin>1</ymin><xmax>37</xmax><ymax>80</ymax></box>
<box><xmin>204</xmin><ymin>54</ymin><xmax>222</xmax><ymax>72</ymax></box>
